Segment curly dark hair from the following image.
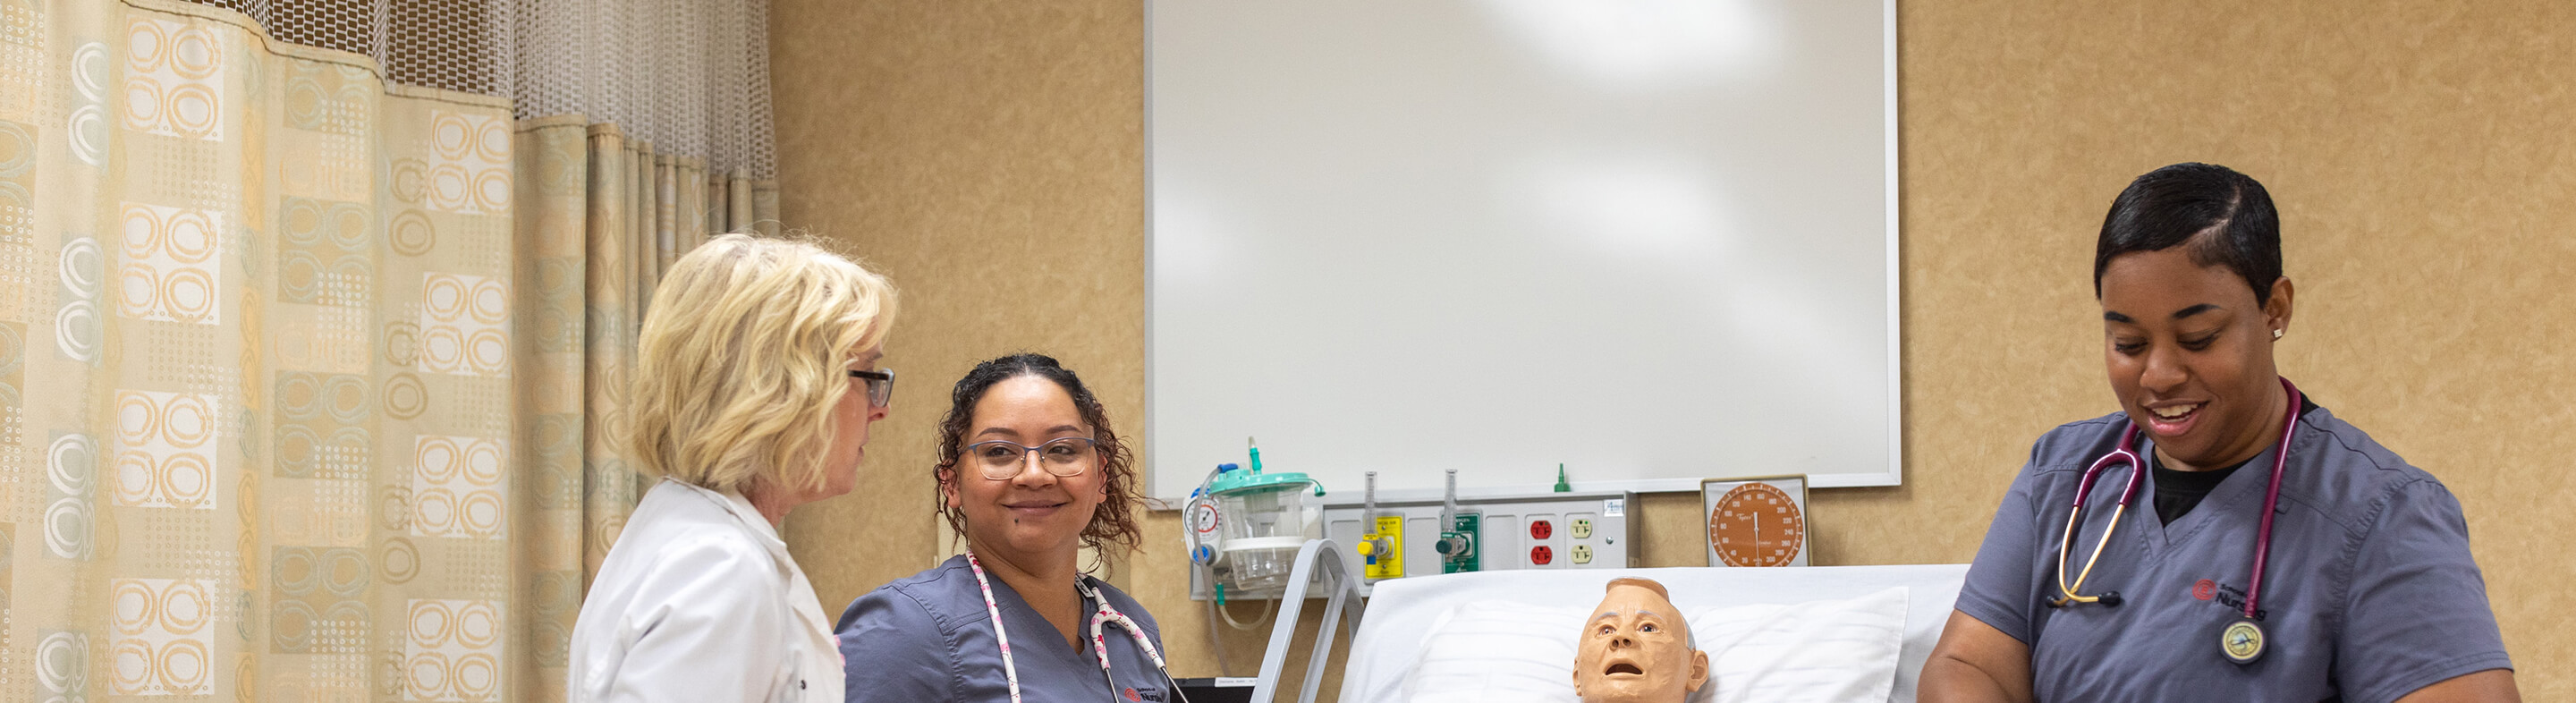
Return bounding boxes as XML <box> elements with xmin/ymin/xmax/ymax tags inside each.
<box><xmin>933</xmin><ymin>353</ymin><xmax>1142</xmax><ymax>555</ymax></box>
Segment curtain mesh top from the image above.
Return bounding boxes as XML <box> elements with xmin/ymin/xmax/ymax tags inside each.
<box><xmin>185</xmin><ymin>0</ymin><xmax>777</xmax><ymax>180</ymax></box>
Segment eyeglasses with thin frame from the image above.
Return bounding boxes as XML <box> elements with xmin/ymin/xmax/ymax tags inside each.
<box><xmin>963</xmin><ymin>437</ymin><xmax>1098</xmax><ymax>480</ymax></box>
<box><xmin>848</xmin><ymin>368</ymin><xmax>894</xmax><ymax>408</ymax></box>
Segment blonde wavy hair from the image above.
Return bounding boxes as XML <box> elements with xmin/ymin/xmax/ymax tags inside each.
<box><xmin>629</xmin><ymin>233</ymin><xmax>898</xmax><ymax>495</ymax></box>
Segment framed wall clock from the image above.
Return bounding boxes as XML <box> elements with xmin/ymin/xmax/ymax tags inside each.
<box><xmin>1703</xmin><ymin>476</ymin><xmax>1809</xmax><ymax>567</ymax></box>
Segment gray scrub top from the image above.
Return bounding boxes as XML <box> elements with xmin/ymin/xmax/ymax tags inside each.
<box><xmin>1956</xmin><ymin>402</ymin><xmax>2511</xmax><ymax>703</ymax></box>
<box><xmin>835</xmin><ymin>555</ymin><xmax>1173</xmax><ymax>703</ymax></box>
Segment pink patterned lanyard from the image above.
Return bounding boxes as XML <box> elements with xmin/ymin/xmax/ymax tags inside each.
<box><xmin>964</xmin><ymin>551</ymin><xmax>1169</xmax><ymax>703</ymax></box>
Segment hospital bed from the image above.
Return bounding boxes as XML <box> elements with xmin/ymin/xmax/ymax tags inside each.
<box><xmin>1250</xmin><ymin>541</ymin><xmax>1971</xmax><ymax>703</ymax></box>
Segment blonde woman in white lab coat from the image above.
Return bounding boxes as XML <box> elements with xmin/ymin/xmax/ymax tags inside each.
<box><xmin>567</xmin><ymin>233</ymin><xmax>899</xmax><ymax>702</ymax></box>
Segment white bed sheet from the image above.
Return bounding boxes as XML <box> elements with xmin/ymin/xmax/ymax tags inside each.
<box><xmin>1338</xmin><ymin>564</ymin><xmax>1971</xmax><ymax>703</ymax></box>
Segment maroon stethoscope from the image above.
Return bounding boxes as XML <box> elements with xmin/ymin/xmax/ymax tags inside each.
<box><xmin>2048</xmin><ymin>377</ymin><xmax>2301</xmax><ymax>665</ymax></box>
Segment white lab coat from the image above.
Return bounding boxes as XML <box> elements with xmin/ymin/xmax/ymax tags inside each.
<box><xmin>568</xmin><ymin>479</ymin><xmax>843</xmax><ymax>702</ymax></box>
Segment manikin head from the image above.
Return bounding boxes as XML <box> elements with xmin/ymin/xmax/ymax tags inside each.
<box><xmin>1573</xmin><ymin>578</ymin><xmax>1710</xmax><ymax>703</ymax></box>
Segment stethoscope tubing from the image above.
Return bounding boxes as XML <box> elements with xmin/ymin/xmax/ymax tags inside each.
<box><xmin>2244</xmin><ymin>377</ymin><xmax>2301</xmax><ymax>622</ymax></box>
<box><xmin>963</xmin><ymin>550</ymin><xmax>1188</xmax><ymax>703</ymax></box>
<box><xmin>2056</xmin><ymin>377</ymin><xmax>2302</xmax><ymax>622</ymax></box>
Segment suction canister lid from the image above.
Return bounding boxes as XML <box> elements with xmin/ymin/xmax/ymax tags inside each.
<box><xmin>1208</xmin><ymin>469</ymin><xmax>1324</xmax><ymax>496</ymax></box>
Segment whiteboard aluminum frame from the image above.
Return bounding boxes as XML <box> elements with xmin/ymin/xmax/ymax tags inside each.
<box><xmin>1142</xmin><ymin>0</ymin><xmax>1904</xmax><ymax>504</ymax></box>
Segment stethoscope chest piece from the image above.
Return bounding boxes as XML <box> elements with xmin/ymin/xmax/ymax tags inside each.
<box><xmin>2220</xmin><ymin>618</ymin><xmax>2267</xmax><ymax>665</ymax></box>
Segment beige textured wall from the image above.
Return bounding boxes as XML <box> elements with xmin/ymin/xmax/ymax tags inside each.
<box><xmin>770</xmin><ymin>1</ymin><xmax>2575</xmax><ymax>699</ymax></box>
<box><xmin>769</xmin><ymin>1</ymin><xmax>1147</xmax><ymax>597</ymax></box>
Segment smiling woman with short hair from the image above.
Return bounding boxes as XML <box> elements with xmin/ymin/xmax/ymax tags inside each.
<box><xmin>1920</xmin><ymin>164</ymin><xmax>2518</xmax><ymax>703</ymax></box>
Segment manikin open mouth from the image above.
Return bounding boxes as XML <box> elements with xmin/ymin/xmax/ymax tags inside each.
<box><xmin>1605</xmin><ymin>663</ymin><xmax>1644</xmax><ymax>676</ymax></box>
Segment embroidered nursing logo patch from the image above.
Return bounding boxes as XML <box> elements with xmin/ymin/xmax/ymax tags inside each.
<box><xmin>2196</xmin><ymin>580</ymin><xmax>2268</xmax><ymax>620</ymax></box>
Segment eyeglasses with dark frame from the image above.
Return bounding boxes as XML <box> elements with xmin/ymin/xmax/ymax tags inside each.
<box><xmin>962</xmin><ymin>437</ymin><xmax>1099</xmax><ymax>480</ymax></box>
<box><xmin>848</xmin><ymin>368</ymin><xmax>894</xmax><ymax>408</ymax></box>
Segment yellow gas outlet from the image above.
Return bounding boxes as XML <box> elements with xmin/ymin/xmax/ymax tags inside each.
<box><xmin>1363</xmin><ymin>515</ymin><xmax>1406</xmax><ymax>580</ymax></box>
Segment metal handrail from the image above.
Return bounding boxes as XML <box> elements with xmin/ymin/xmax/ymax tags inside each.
<box><xmin>1248</xmin><ymin>539</ymin><xmax>1366</xmax><ymax>703</ymax></box>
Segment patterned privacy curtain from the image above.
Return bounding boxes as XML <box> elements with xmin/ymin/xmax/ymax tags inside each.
<box><xmin>0</xmin><ymin>0</ymin><xmax>758</xmax><ymax>699</ymax></box>
<box><xmin>513</xmin><ymin>115</ymin><xmax>775</xmax><ymax>584</ymax></box>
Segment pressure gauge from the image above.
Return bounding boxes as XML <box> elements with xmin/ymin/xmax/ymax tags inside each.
<box><xmin>1703</xmin><ymin>477</ymin><xmax>1809</xmax><ymax>568</ymax></box>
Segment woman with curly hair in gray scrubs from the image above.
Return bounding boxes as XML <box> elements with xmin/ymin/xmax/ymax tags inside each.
<box><xmin>835</xmin><ymin>353</ymin><xmax>1173</xmax><ymax>703</ymax></box>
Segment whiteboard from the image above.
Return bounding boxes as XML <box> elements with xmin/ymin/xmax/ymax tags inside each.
<box><xmin>1147</xmin><ymin>0</ymin><xmax>1899</xmax><ymax>503</ymax></box>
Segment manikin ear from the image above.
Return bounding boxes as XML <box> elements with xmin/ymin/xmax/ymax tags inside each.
<box><xmin>1683</xmin><ymin>649</ymin><xmax>1710</xmax><ymax>693</ymax></box>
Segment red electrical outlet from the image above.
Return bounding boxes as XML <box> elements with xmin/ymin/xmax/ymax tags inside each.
<box><xmin>1530</xmin><ymin>520</ymin><xmax>1553</xmax><ymax>539</ymax></box>
<box><xmin>1530</xmin><ymin>546</ymin><xmax>1554</xmax><ymax>564</ymax></box>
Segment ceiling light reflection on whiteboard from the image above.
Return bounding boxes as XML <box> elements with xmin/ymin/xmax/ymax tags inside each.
<box><xmin>1512</xmin><ymin>157</ymin><xmax>1732</xmax><ymax>259</ymax></box>
<box><xmin>1478</xmin><ymin>0</ymin><xmax>1779</xmax><ymax>86</ymax></box>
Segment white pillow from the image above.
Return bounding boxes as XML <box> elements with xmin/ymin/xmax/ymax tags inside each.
<box><xmin>1399</xmin><ymin>587</ymin><xmax>1908</xmax><ymax>703</ymax></box>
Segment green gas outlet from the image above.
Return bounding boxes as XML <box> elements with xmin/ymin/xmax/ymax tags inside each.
<box><xmin>1440</xmin><ymin>512</ymin><xmax>1481</xmax><ymax>573</ymax></box>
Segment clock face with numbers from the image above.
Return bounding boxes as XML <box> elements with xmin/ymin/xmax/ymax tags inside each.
<box><xmin>1707</xmin><ymin>481</ymin><xmax>1805</xmax><ymax>567</ymax></box>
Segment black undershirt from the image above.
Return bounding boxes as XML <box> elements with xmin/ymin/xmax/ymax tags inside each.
<box><xmin>2151</xmin><ymin>456</ymin><xmax>2244</xmax><ymax>525</ymax></box>
<box><xmin>2149</xmin><ymin>396</ymin><xmax>2322</xmax><ymax>525</ymax></box>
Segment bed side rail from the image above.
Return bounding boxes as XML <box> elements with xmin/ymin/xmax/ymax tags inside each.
<box><xmin>1248</xmin><ymin>538</ymin><xmax>1365</xmax><ymax>703</ymax></box>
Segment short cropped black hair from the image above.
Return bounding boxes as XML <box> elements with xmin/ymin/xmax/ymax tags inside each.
<box><xmin>2093</xmin><ymin>163</ymin><xmax>2282</xmax><ymax>305</ymax></box>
